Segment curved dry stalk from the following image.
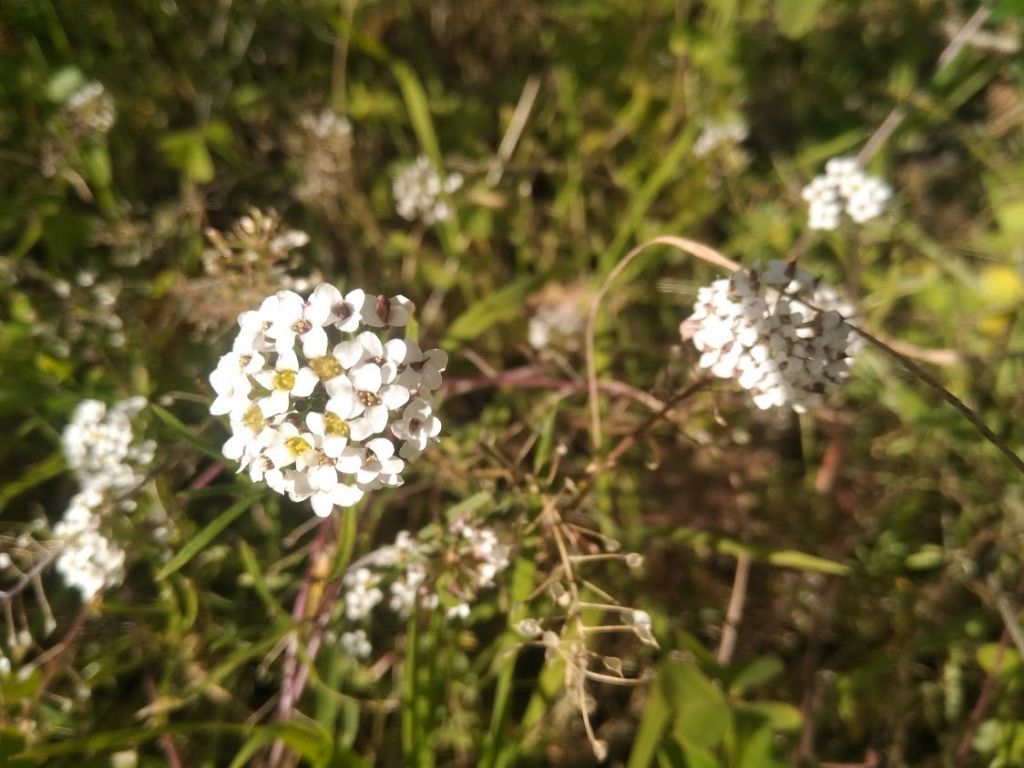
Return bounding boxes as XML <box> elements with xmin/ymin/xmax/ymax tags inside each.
<box><xmin>585</xmin><ymin>236</ymin><xmax>740</xmax><ymax>451</ymax></box>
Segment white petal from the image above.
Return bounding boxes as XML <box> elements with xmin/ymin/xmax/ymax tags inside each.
<box><xmin>311</xmin><ymin>492</ymin><xmax>336</xmax><ymax>517</ymax></box>
<box><xmin>385</xmin><ymin>339</ymin><xmax>409</xmax><ymax>364</ymax></box>
<box><xmin>332</xmin><ymin>483</ymin><xmax>363</xmax><ymax>507</ymax></box>
<box><xmin>366</xmin><ymin>437</ymin><xmax>395</xmax><ymax>461</ymax></box>
<box><xmin>306</xmin><ymin>412</ymin><xmax>326</xmax><ymax>435</ymax></box>
<box><xmin>259</xmin><ymin>390</ymin><xmax>290</xmax><ymax>417</ymax></box>
<box><xmin>334</xmin><ymin>340</ymin><xmax>364</xmax><ymax>369</ymax></box>
<box><xmin>292</xmin><ymin>368</ymin><xmax>319</xmax><ymax>397</ymax></box>
<box><xmin>301</xmin><ymin>326</ymin><xmax>329</xmax><ymax>358</ymax></box>
<box><xmin>277</xmin><ymin>349</ymin><xmax>299</xmax><ymax>371</ymax></box>
<box><xmin>350</xmin><ymin>363</ymin><xmax>382</xmax><ymax>393</ymax></box>
<box><xmin>381</xmin><ymin>385</ymin><xmax>410</xmax><ymax>410</ymax></box>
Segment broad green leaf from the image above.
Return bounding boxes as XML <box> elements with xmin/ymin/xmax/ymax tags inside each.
<box><xmin>663</xmin><ymin>661</ymin><xmax>730</xmax><ymax>750</ymax></box>
<box><xmin>156</xmin><ymin>492</ymin><xmax>261</xmax><ymax>579</ymax></box>
<box><xmin>627</xmin><ymin>680</ymin><xmax>672</xmax><ymax>768</ymax></box>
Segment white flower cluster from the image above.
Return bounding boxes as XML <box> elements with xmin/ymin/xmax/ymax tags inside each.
<box><xmin>393</xmin><ymin>155</ymin><xmax>463</xmax><ymax>225</ymax></box>
<box><xmin>339</xmin><ymin>522</ymin><xmax>511</xmax><ymax>658</ymax></box>
<box><xmin>209</xmin><ymin>285</ymin><xmax>446</xmax><ymax>516</ymax></box>
<box><xmin>682</xmin><ymin>260</ymin><xmax>857</xmax><ymax>413</ymax></box>
<box><xmin>53</xmin><ymin>490</ymin><xmax>126</xmax><ymax>600</ymax></box>
<box><xmin>528</xmin><ymin>303</ymin><xmax>586</xmax><ymax>351</ymax></box>
<box><xmin>62</xmin><ymin>397</ymin><xmax>155</xmax><ymax>500</ymax></box>
<box><xmin>693</xmin><ymin>119</ymin><xmax>748</xmax><ymax>158</ymax></box>
<box><xmin>802</xmin><ymin>157</ymin><xmax>891</xmax><ymax>230</ymax></box>
<box><xmin>64</xmin><ymin>81</ymin><xmax>116</xmax><ymax>134</ymax></box>
<box><xmin>55</xmin><ymin>397</ymin><xmax>154</xmax><ymax>599</ymax></box>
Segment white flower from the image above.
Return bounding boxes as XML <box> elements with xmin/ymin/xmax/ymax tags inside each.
<box><xmin>53</xmin><ymin>491</ymin><xmax>125</xmax><ymax>600</ymax></box>
<box><xmin>208</xmin><ymin>284</ymin><xmax>444</xmax><ymax>515</ymax></box>
<box><xmin>340</xmin><ymin>629</ymin><xmax>372</xmax><ymax>660</ymax></box>
<box><xmin>253</xmin><ymin>349</ymin><xmax>318</xmax><ymax>418</ymax></box>
<box><xmin>392</xmin><ymin>399</ymin><xmax>442</xmax><ymax>460</ymax></box>
<box><xmin>393</xmin><ymin>155</ymin><xmax>464</xmax><ymax>225</ymax></box>
<box><xmin>682</xmin><ymin>260</ymin><xmax>857</xmax><ymax>413</ymax></box>
<box><xmin>802</xmin><ymin>156</ymin><xmax>891</xmax><ymax>230</ymax></box>
<box><xmin>693</xmin><ymin>119</ymin><xmax>748</xmax><ymax>158</ymax></box>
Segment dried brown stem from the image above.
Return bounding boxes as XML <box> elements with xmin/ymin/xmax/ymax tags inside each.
<box><xmin>716</xmin><ymin>552</ymin><xmax>751</xmax><ymax>665</ymax></box>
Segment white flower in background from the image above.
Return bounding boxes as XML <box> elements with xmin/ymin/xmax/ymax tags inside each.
<box><xmin>528</xmin><ymin>303</ymin><xmax>586</xmax><ymax>351</ymax></box>
<box><xmin>340</xmin><ymin>520</ymin><xmax>511</xmax><ymax>638</ymax></box>
<box><xmin>802</xmin><ymin>156</ymin><xmax>891</xmax><ymax>230</ymax></box>
<box><xmin>52</xmin><ymin>491</ymin><xmax>125</xmax><ymax>600</ymax></box>
<box><xmin>64</xmin><ymin>81</ymin><xmax>116</xmax><ymax>134</ymax></box>
<box><xmin>340</xmin><ymin>629</ymin><xmax>372</xmax><ymax>660</ymax></box>
<box><xmin>53</xmin><ymin>396</ymin><xmax>155</xmax><ymax>599</ymax></box>
<box><xmin>682</xmin><ymin>260</ymin><xmax>857</xmax><ymax>413</ymax></box>
<box><xmin>693</xmin><ymin>119</ymin><xmax>748</xmax><ymax>158</ymax></box>
<box><xmin>62</xmin><ymin>397</ymin><xmax>154</xmax><ymax>499</ymax></box>
<box><xmin>209</xmin><ymin>285</ymin><xmax>445</xmax><ymax>516</ymax></box>
<box><xmin>393</xmin><ymin>154</ymin><xmax>463</xmax><ymax>225</ymax></box>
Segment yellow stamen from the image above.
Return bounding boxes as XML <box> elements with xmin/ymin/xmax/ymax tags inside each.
<box><xmin>274</xmin><ymin>370</ymin><xmax>297</xmax><ymax>390</ymax></box>
<box><xmin>309</xmin><ymin>355</ymin><xmax>343</xmax><ymax>380</ymax></box>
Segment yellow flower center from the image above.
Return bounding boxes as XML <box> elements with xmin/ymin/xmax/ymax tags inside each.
<box><xmin>274</xmin><ymin>370</ymin><xmax>297</xmax><ymax>391</ymax></box>
<box><xmin>358</xmin><ymin>391</ymin><xmax>382</xmax><ymax>407</ymax></box>
<box><xmin>324</xmin><ymin>413</ymin><xmax>350</xmax><ymax>437</ymax></box>
<box><xmin>285</xmin><ymin>436</ymin><xmax>312</xmax><ymax>456</ymax></box>
<box><xmin>242</xmin><ymin>404</ymin><xmax>264</xmax><ymax>432</ymax></box>
<box><xmin>309</xmin><ymin>355</ymin><xmax>343</xmax><ymax>380</ymax></box>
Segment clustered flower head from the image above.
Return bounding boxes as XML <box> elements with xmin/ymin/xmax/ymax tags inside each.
<box><xmin>392</xmin><ymin>154</ymin><xmax>463</xmax><ymax>225</ymax></box>
<box><xmin>682</xmin><ymin>260</ymin><xmax>857</xmax><ymax>413</ymax></box>
<box><xmin>62</xmin><ymin>397</ymin><xmax>155</xmax><ymax>500</ymax></box>
<box><xmin>290</xmin><ymin>108</ymin><xmax>353</xmax><ymax>206</ymax></box>
<box><xmin>209</xmin><ymin>284</ymin><xmax>446</xmax><ymax>516</ymax></box>
<box><xmin>54</xmin><ymin>397</ymin><xmax>154</xmax><ymax>599</ymax></box>
<box><xmin>339</xmin><ymin>522</ymin><xmax>511</xmax><ymax>658</ymax></box>
<box><xmin>802</xmin><ymin>156</ymin><xmax>891</xmax><ymax>230</ymax></box>
<box><xmin>63</xmin><ymin>81</ymin><xmax>116</xmax><ymax>135</ymax></box>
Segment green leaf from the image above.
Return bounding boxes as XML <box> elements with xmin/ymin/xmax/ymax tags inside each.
<box><xmin>905</xmin><ymin>544</ymin><xmax>946</xmax><ymax>571</ymax></box>
<box><xmin>729</xmin><ymin>656</ymin><xmax>784</xmax><ymax>696</ymax></box>
<box><xmin>777</xmin><ymin>0</ymin><xmax>825</xmax><ymax>38</ymax></box>
<box><xmin>156</xmin><ymin>492</ymin><xmax>261</xmax><ymax>580</ymax></box>
<box><xmin>445</xmin><ymin>491</ymin><xmax>493</xmax><ymax>523</ymax></box>
<box><xmin>148</xmin><ymin>403</ymin><xmax>223</xmax><ymax>460</ymax></box>
<box><xmin>45</xmin><ymin>66</ymin><xmax>85</xmax><ymax>102</ymax></box>
<box><xmin>444</xmin><ymin>276</ymin><xmax>543</xmax><ymax>343</ymax></box>
<box><xmin>766</xmin><ymin>550</ymin><xmax>850</xmax><ymax>575</ymax></box>
<box><xmin>158</xmin><ymin>129</ymin><xmax>215</xmax><ymax>183</ymax></box>
<box><xmin>0</xmin><ymin>450</ymin><xmax>64</xmax><ymax>514</ymax></box>
<box><xmin>229</xmin><ymin>721</ymin><xmax>334</xmax><ymax>768</ymax></box>
<box><xmin>391</xmin><ymin>62</ymin><xmax>442</xmax><ymax>165</ymax></box>
<box><xmin>627</xmin><ymin>676</ymin><xmax>672</xmax><ymax>768</ymax></box>
<box><xmin>662</xmin><ymin>661</ymin><xmax>730</xmax><ymax>750</ymax></box>
<box><xmin>735</xmin><ymin>701</ymin><xmax>803</xmax><ymax>732</ymax></box>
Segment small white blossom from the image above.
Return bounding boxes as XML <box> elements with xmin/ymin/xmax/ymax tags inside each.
<box><xmin>393</xmin><ymin>154</ymin><xmax>463</xmax><ymax>225</ymax></box>
<box><xmin>682</xmin><ymin>260</ymin><xmax>858</xmax><ymax>413</ymax></box>
<box><xmin>340</xmin><ymin>629</ymin><xmax>372</xmax><ymax>660</ymax></box>
<box><xmin>693</xmin><ymin>119</ymin><xmax>748</xmax><ymax>158</ymax></box>
<box><xmin>209</xmin><ymin>285</ymin><xmax>445</xmax><ymax>516</ymax></box>
<box><xmin>801</xmin><ymin>156</ymin><xmax>891</xmax><ymax>230</ymax></box>
<box><xmin>64</xmin><ymin>81</ymin><xmax>116</xmax><ymax>134</ymax></box>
